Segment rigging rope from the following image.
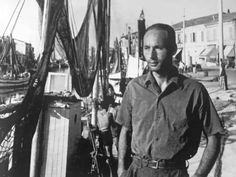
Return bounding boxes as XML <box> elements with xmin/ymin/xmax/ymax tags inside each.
<box><xmin>2</xmin><ymin>0</ymin><xmax>22</xmax><ymax>36</ymax></box>
<box><xmin>11</xmin><ymin>0</ymin><xmax>26</xmax><ymax>35</ymax></box>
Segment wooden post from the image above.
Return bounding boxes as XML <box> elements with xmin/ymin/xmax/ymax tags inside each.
<box><xmin>128</xmin><ymin>26</ymin><xmax>131</xmax><ymax>55</ymax></box>
<box><xmin>218</xmin><ymin>0</ymin><xmax>228</xmax><ymax>90</ymax></box>
<box><xmin>105</xmin><ymin>0</ymin><xmax>111</xmax><ymax>90</ymax></box>
<box><xmin>9</xmin><ymin>34</ymin><xmax>13</xmax><ymax>78</ymax></box>
<box><xmin>138</xmin><ymin>10</ymin><xmax>146</xmax><ymax>76</ymax></box>
<box><xmin>91</xmin><ymin>71</ymin><xmax>99</xmax><ymax>127</ymax></box>
<box><xmin>183</xmin><ymin>9</ymin><xmax>186</xmax><ymax>65</ymax></box>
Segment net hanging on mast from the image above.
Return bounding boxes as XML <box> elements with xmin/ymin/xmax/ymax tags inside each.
<box><xmin>57</xmin><ymin>0</ymin><xmax>108</xmax><ymax>97</ymax></box>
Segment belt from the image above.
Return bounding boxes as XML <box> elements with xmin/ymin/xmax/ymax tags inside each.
<box><xmin>132</xmin><ymin>155</ymin><xmax>187</xmax><ymax>169</ymax></box>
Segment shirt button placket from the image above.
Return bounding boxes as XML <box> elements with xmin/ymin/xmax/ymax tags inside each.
<box><xmin>154</xmin><ymin>97</ymin><xmax>161</xmax><ymax>137</ymax></box>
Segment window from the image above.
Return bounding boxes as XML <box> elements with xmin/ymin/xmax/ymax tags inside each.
<box><xmin>201</xmin><ymin>31</ymin><xmax>204</xmax><ymax>42</ymax></box>
<box><xmin>177</xmin><ymin>33</ymin><xmax>182</xmax><ymax>44</ymax></box>
<box><xmin>190</xmin><ymin>32</ymin><xmax>196</xmax><ymax>43</ymax></box>
<box><xmin>192</xmin><ymin>33</ymin><xmax>196</xmax><ymax>42</ymax></box>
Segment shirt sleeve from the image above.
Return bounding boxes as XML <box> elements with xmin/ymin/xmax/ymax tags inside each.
<box><xmin>116</xmin><ymin>84</ymin><xmax>132</xmax><ymax>129</ymax></box>
<box><xmin>198</xmin><ymin>84</ymin><xmax>224</xmax><ymax>136</ymax></box>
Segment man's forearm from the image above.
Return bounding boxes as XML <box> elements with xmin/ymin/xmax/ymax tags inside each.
<box><xmin>193</xmin><ymin>134</ymin><xmax>221</xmax><ymax>177</ymax></box>
<box><xmin>118</xmin><ymin>126</ymin><xmax>129</xmax><ymax>176</ymax></box>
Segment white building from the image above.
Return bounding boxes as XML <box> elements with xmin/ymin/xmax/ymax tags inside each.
<box><xmin>173</xmin><ymin>11</ymin><xmax>236</xmax><ymax>67</ymax></box>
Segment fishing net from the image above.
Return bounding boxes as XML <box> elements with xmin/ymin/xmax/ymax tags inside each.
<box><xmin>57</xmin><ymin>0</ymin><xmax>107</xmax><ymax>97</ymax></box>
<box><xmin>0</xmin><ymin>0</ymin><xmax>64</xmax><ymax>174</ymax></box>
<box><xmin>0</xmin><ymin>0</ymin><xmax>108</xmax><ymax>175</ymax></box>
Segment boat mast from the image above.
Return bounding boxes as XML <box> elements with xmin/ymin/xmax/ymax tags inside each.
<box><xmin>9</xmin><ymin>34</ymin><xmax>13</xmax><ymax>78</ymax></box>
<box><xmin>2</xmin><ymin>0</ymin><xmax>26</xmax><ymax>78</ymax></box>
<box><xmin>105</xmin><ymin>0</ymin><xmax>111</xmax><ymax>89</ymax></box>
<box><xmin>91</xmin><ymin>0</ymin><xmax>111</xmax><ymax>127</ymax></box>
<box><xmin>183</xmin><ymin>8</ymin><xmax>186</xmax><ymax>64</ymax></box>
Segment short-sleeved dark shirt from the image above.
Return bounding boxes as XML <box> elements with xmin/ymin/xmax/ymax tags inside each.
<box><xmin>116</xmin><ymin>68</ymin><xmax>224</xmax><ymax>161</ymax></box>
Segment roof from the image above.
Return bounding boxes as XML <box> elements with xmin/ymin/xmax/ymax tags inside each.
<box><xmin>199</xmin><ymin>45</ymin><xmax>218</xmax><ymax>58</ymax></box>
<box><xmin>172</xmin><ymin>11</ymin><xmax>236</xmax><ymax>30</ymax></box>
<box><xmin>224</xmin><ymin>45</ymin><xmax>235</xmax><ymax>58</ymax></box>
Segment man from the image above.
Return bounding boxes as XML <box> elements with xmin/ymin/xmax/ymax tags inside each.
<box><xmin>219</xmin><ymin>59</ymin><xmax>228</xmax><ymax>90</ymax></box>
<box><xmin>97</xmin><ymin>100</ymin><xmax>113</xmax><ymax>158</ymax></box>
<box><xmin>116</xmin><ymin>23</ymin><xmax>224</xmax><ymax>177</ymax></box>
<box><xmin>108</xmin><ymin>103</ymin><xmax>121</xmax><ymax>158</ymax></box>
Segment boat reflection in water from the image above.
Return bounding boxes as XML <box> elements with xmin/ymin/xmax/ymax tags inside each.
<box><xmin>0</xmin><ymin>87</ymin><xmax>27</xmax><ymax>106</ymax></box>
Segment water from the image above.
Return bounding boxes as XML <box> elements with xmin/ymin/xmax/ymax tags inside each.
<box><xmin>0</xmin><ymin>87</ymin><xmax>28</xmax><ymax>106</ymax></box>
<box><xmin>0</xmin><ymin>67</ymin><xmax>69</xmax><ymax>107</ymax></box>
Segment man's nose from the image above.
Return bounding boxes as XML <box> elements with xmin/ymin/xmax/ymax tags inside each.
<box><xmin>151</xmin><ymin>48</ymin><xmax>157</xmax><ymax>59</ymax></box>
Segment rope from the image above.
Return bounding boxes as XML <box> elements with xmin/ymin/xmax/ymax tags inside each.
<box><xmin>11</xmin><ymin>0</ymin><xmax>26</xmax><ymax>35</ymax></box>
<box><xmin>2</xmin><ymin>0</ymin><xmax>22</xmax><ymax>36</ymax></box>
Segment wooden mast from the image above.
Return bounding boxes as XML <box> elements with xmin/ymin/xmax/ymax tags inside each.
<box><xmin>91</xmin><ymin>0</ymin><xmax>110</xmax><ymax>127</ymax></box>
<box><xmin>105</xmin><ymin>0</ymin><xmax>111</xmax><ymax>89</ymax></box>
<box><xmin>9</xmin><ymin>34</ymin><xmax>13</xmax><ymax>78</ymax></box>
<box><xmin>183</xmin><ymin>8</ymin><xmax>186</xmax><ymax>65</ymax></box>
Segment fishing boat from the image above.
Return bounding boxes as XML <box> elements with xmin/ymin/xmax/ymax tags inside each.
<box><xmin>0</xmin><ymin>74</ymin><xmax>30</xmax><ymax>88</ymax></box>
<box><xmin>0</xmin><ymin>36</ymin><xmax>31</xmax><ymax>88</ymax></box>
<box><xmin>0</xmin><ymin>0</ymin><xmax>33</xmax><ymax>89</ymax></box>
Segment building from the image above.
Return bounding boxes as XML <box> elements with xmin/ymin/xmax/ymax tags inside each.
<box><xmin>0</xmin><ymin>37</ymin><xmax>35</xmax><ymax>74</ymax></box>
<box><xmin>172</xmin><ymin>11</ymin><xmax>236</xmax><ymax>67</ymax></box>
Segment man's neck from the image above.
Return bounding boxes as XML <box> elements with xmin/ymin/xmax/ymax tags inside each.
<box><xmin>152</xmin><ymin>71</ymin><xmax>169</xmax><ymax>92</ymax></box>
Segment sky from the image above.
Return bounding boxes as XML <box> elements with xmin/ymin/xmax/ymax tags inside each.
<box><xmin>1</xmin><ymin>0</ymin><xmax>236</xmax><ymax>55</ymax></box>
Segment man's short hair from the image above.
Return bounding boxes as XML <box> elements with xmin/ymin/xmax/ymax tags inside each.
<box><xmin>145</xmin><ymin>23</ymin><xmax>177</xmax><ymax>54</ymax></box>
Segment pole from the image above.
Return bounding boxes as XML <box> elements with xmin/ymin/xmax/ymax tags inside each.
<box><xmin>105</xmin><ymin>0</ymin><xmax>111</xmax><ymax>90</ymax></box>
<box><xmin>91</xmin><ymin>71</ymin><xmax>99</xmax><ymax>127</ymax></box>
<box><xmin>183</xmin><ymin>8</ymin><xmax>186</xmax><ymax>65</ymax></box>
<box><xmin>218</xmin><ymin>0</ymin><xmax>228</xmax><ymax>90</ymax></box>
<box><xmin>128</xmin><ymin>26</ymin><xmax>131</xmax><ymax>55</ymax></box>
<box><xmin>138</xmin><ymin>10</ymin><xmax>146</xmax><ymax>76</ymax></box>
<box><xmin>9</xmin><ymin>34</ymin><xmax>13</xmax><ymax>78</ymax></box>
<box><xmin>219</xmin><ymin>0</ymin><xmax>224</xmax><ymax>63</ymax></box>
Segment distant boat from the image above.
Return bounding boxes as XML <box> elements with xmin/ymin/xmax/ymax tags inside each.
<box><xmin>0</xmin><ymin>74</ymin><xmax>30</xmax><ymax>88</ymax></box>
<box><xmin>0</xmin><ymin>36</ymin><xmax>31</xmax><ymax>88</ymax></box>
<box><xmin>0</xmin><ymin>86</ymin><xmax>27</xmax><ymax>95</ymax></box>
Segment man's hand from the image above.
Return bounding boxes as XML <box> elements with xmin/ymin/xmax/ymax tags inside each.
<box><xmin>117</xmin><ymin>166</ymin><xmax>125</xmax><ymax>177</ymax></box>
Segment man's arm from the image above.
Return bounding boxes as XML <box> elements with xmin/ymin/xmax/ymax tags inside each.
<box><xmin>192</xmin><ymin>133</ymin><xmax>221</xmax><ymax>177</ymax></box>
<box><xmin>117</xmin><ymin>125</ymin><xmax>129</xmax><ymax>177</ymax></box>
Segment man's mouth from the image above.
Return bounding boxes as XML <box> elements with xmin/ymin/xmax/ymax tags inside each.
<box><xmin>149</xmin><ymin>62</ymin><xmax>158</xmax><ymax>66</ymax></box>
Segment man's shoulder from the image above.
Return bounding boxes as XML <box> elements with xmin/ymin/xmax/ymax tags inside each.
<box><xmin>126</xmin><ymin>74</ymin><xmax>147</xmax><ymax>88</ymax></box>
<box><xmin>178</xmin><ymin>74</ymin><xmax>204</xmax><ymax>91</ymax></box>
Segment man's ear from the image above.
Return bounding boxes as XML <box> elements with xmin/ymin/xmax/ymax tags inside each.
<box><xmin>171</xmin><ymin>44</ymin><xmax>177</xmax><ymax>56</ymax></box>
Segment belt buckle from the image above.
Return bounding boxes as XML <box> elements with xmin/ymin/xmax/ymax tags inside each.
<box><xmin>151</xmin><ymin>159</ymin><xmax>162</xmax><ymax>169</ymax></box>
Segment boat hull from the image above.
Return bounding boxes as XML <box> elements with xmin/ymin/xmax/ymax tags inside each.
<box><xmin>0</xmin><ymin>76</ymin><xmax>30</xmax><ymax>88</ymax></box>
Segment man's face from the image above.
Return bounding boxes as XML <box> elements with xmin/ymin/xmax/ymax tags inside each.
<box><xmin>143</xmin><ymin>29</ymin><xmax>172</xmax><ymax>73</ymax></box>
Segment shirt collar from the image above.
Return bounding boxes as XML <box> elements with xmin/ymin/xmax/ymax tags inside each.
<box><xmin>144</xmin><ymin>66</ymin><xmax>180</xmax><ymax>88</ymax></box>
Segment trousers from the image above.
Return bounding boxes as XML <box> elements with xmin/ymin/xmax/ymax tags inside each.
<box><xmin>120</xmin><ymin>159</ymin><xmax>189</xmax><ymax>177</ymax></box>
